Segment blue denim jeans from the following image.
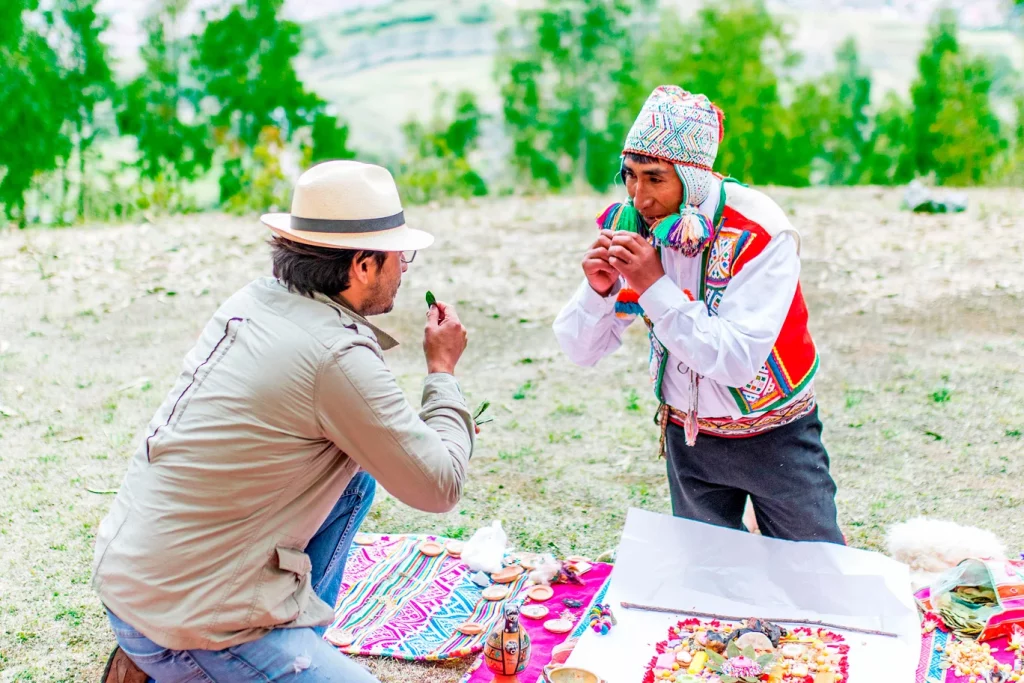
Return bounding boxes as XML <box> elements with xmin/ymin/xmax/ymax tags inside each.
<box><xmin>106</xmin><ymin>472</ymin><xmax>378</xmax><ymax>682</ymax></box>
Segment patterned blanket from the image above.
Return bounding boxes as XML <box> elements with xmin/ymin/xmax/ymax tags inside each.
<box><xmin>326</xmin><ymin>533</ymin><xmax>611</xmax><ymax>666</ymax></box>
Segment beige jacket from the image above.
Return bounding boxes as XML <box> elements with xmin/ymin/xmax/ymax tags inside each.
<box><xmin>92</xmin><ymin>277</ymin><xmax>474</xmax><ymax>650</ymax></box>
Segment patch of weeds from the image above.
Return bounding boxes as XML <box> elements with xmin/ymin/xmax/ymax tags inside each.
<box><xmin>92</xmin><ymin>453</ymin><xmax>108</xmax><ymax>460</ymax></box>
<box><xmin>1006</xmin><ymin>429</ymin><xmax>1021</xmax><ymax>438</ymax></box>
<box><xmin>513</xmin><ymin>381</ymin><xmax>533</xmax><ymax>400</ymax></box>
<box><xmin>551</xmin><ymin>403</ymin><xmax>584</xmax><ymax>418</ymax></box>
<box><xmin>38</xmin><ymin>454</ymin><xmax>60</xmax><ymax>464</ymax></box>
<box><xmin>931</xmin><ymin>388</ymin><xmax>952</xmax><ymax>403</ymax></box>
<box><xmin>54</xmin><ymin>608</ymin><xmax>83</xmax><ymax>627</ymax></box>
<box><xmin>844</xmin><ymin>390</ymin><xmax>865</xmax><ymax>410</ymax></box>
<box><xmin>548</xmin><ymin>429</ymin><xmax>583</xmax><ymax>444</ymax></box>
<box><xmin>141</xmin><ymin>381</ymin><xmax>153</xmax><ymax>392</ymax></box>
<box><xmin>628</xmin><ymin>482</ymin><xmax>653</xmax><ymax>507</ymax></box>
<box><xmin>16</xmin><ymin>631</ymin><xmax>36</xmax><ymax>643</ymax></box>
<box><xmin>50</xmin><ymin>543</ymin><xmax>66</xmax><ymax>551</ymax></box>
<box><xmin>77</xmin><ymin>309</ymin><xmax>98</xmax><ymax>320</ymax></box>
<box><xmin>924</xmin><ymin>430</ymin><xmax>943</xmax><ymax>441</ymax></box>
<box><xmin>517</xmin><ymin>358</ymin><xmax>534</xmax><ymax>365</ymax></box>
<box><xmin>498</xmin><ymin>446</ymin><xmax>535</xmax><ymax>462</ymax></box>
<box><xmin>76</xmin><ymin>379</ymin><xmax>92</xmax><ymax>389</ymax></box>
<box><xmin>441</xmin><ymin>525</ymin><xmax>468</xmax><ymax>540</ymax></box>
<box><xmin>625</xmin><ymin>388</ymin><xmax>642</xmax><ymax>412</ymax></box>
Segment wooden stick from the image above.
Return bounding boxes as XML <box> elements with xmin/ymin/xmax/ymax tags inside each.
<box><xmin>618</xmin><ymin>602</ymin><xmax>900</xmax><ymax>639</ymax></box>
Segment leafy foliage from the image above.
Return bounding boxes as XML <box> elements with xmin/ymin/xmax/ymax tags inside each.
<box><xmin>399</xmin><ymin>91</ymin><xmax>488</xmax><ymax>204</ymax></box>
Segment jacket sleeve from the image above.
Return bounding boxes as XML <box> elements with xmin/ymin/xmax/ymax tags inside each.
<box><xmin>552</xmin><ymin>278</ymin><xmax>635</xmax><ymax>367</ymax></box>
<box><xmin>636</xmin><ymin>232</ymin><xmax>800</xmax><ymax>388</ymax></box>
<box><xmin>315</xmin><ymin>341</ymin><xmax>474</xmax><ymax>513</ymax></box>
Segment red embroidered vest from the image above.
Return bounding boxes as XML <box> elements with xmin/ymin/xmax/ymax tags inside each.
<box><xmin>644</xmin><ymin>180</ymin><xmax>819</xmax><ymax>416</ymax></box>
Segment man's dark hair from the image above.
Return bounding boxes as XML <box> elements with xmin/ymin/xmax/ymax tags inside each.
<box><xmin>270</xmin><ymin>236</ymin><xmax>387</xmax><ymax>298</ymax></box>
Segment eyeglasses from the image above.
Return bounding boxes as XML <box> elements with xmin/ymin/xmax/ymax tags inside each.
<box><xmin>400</xmin><ymin>251</ymin><xmax>417</xmax><ymax>264</ymax></box>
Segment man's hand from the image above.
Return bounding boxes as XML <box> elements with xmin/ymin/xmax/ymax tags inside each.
<box><xmin>582</xmin><ymin>230</ymin><xmax>619</xmax><ymax>297</ymax></box>
<box><xmin>424</xmin><ymin>301</ymin><xmax>468</xmax><ymax>375</ymax></box>
<box><xmin>608</xmin><ymin>232</ymin><xmax>665</xmax><ymax>295</ymax></box>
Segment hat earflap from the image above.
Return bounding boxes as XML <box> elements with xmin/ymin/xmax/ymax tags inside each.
<box><xmin>650</xmin><ymin>165</ymin><xmax>714</xmax><ymax>258</ymax></box>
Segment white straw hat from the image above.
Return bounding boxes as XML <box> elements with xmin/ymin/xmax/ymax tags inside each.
<box><xmin>261</xmin><ymin>160</ymin><xmax>434</xmax><ymax>251</ymax></box>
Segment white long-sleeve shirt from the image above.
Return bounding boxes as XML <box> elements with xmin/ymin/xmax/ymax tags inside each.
<box><xmin>553</xmin><ymin>180</ymin><xmax>813</xmax><ymax>420</ymax></box>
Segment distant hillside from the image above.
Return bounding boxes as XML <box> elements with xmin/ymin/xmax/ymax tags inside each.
<box><xmin>297</xmin><ymin>0</ymin><xmax>1022</xmax><ymax>157</ymax></box>
<box><xmin>95</xmin><ymin>0</ymin><xmax>1022</xmax><ymax>160</ymax></box>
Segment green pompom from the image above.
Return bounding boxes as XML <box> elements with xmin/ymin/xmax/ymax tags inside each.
<box><xmin>597</xmin><ymin>202</ymin><xmax>642</xmax><ymax>234</ymax></box>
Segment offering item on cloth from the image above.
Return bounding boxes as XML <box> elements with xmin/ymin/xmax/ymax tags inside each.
<box><xmin>325</xmin><ymin>629</ymin><xmax>354</xmax><ymax>648</ymax></box>
<box><xmin>483</xmin><ymin>585</ymin><xmax>510</xmax><ymax>601</ymax></box>
<box><xmin>419</xmin><ymin>541</ymin><xmax>443</xmax><ymax>557</ymax></box>
<box><xmin>544</xmin><ymin>618</ymin><xmax>575</xmax><ymax>634</ymax></box>
<box><xmin>916</xmin><ymin>558</ymin><xmax>1024</xmax><ymax>641</ymax></box>
<box><xmin>545</xmin><ymin>666</ymin><xmax>606</xmax><ymax>683</ymax></box>
<box><xmin>527</xmin><ymin>585</ymin><xmax>554</xmax><ymax>602</ymax></box>
<box><xmin>493</xmin><ymin>565</ymin><xmax>526</xmax><ymax>584</ymax></box>
<box><xmin>643</xmin><ymin>618</ymin><xmax>849</xmax><ymax>683</ymax></box>
<box><xmin>458</xmin><ymin>622</ymin><xmax>484</xmax><ymax>636</ymax></box>
<box><xmin>484</xmin><ymin>602</ymin><xmax>533</xmax><ymax>682</ymax></box>
<box><xmin>940</xmin><ymin>637</ymin><xmax>1004</xmax><ymax>680</ymax></box>
<box><xmin>353</xmin><ymin>533</ymin><xmax>375</xmax><ymax>546</ymax></box>
<box><xmin>587</xmin><ymin>603</ymin><xmax>616</xmax><ymax>635</ymax></box>
<box><xmin>445</xmin><ymin>540</ymin><xmax>465</xmax><ymax>557</ymax></box>
<box><xmin>521</xmin><ymin>604</ymin><xmax>550</xmax><ymax>620</ymax></box>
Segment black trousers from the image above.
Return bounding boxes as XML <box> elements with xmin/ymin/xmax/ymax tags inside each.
<box><xmin>664</xmin><ymin>408</ymin><xmax>845</xmax><ymax>544</ymax></box>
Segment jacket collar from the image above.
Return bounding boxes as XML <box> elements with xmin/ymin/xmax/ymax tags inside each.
<box><xmin>311</xmin><ymin>291</ymin><xmax>400</xmax><ymax>351</ymax></box>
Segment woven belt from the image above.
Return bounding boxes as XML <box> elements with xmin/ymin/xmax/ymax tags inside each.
<box><xmin>666</xmin><ymin>393</ymin><xmax>817</xmax><ymax>439</ymax></box>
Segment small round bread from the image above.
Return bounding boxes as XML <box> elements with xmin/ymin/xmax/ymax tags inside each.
<box><xmin>543</xmin><ymin>618</ymin><xmax>574</xmax><ymax>634</ymax></box>
<box><xmin>491</xmin><ymin>565</ymin><xmax>524</xmax><ymax>584</ymax></box>
<box><xmin>445</xmin><ymin>540</ymin><xmax>465</xmax><ymax>557</ymax></box>
<box><xmin>520</xmin><ymin>604</ymin><xmax>550</xmax><ymax>620</ymax></box>
<box><xmin>526</xmin><ymin>584</ymin><xmax>554</xmax><ymax>602</ymax></box>
<box><xmin>419</xmin><ymin>541</ymin><xmax>443</xmax><ymax>557</ymax></box>
<box><xmin>482</xmin><ymin>585</ymin><xmax>509</xmax><ymax>601</ymax></box>
<box><xmin>457</xmin><ymin>622</ymin><xmax>484</xmax><ymax>636</ymax></box>
<box><xmin>325</xmin><ymin>630</ymin><xmax>354</xmax><ymax>647</ymax></box>
<box><xmin>353</xmin><ymin>533</ymin><xmax>376</xmax><ymax>546</ymax></box>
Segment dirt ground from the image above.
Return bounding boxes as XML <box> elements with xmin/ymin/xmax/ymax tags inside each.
<box><xmin>1</xmin><ymin>186</ymin><xmax>1022</xmax><ymax>682</ymax></box>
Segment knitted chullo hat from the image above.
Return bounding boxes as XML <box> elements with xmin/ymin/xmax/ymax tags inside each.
<box><xmin>623</xmin><ymin>85</ymin><xmax>723</xmax><ymax>207</ymax></box>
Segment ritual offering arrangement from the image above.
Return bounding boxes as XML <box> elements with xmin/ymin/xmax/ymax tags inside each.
<box><xmin>484</xmin><ymin>602</ymin><xmax>533</xmax><ymax>682</ymax></box>
<box><xmin>642</xmin><ymin>617</ymin><xmax>849</xmax><ymax>683</ymax></box>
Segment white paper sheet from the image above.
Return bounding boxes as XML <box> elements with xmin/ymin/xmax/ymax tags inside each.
<box><xmin>567</xmin><ymin>508</ymin><xmax>921</xmax><ymax>683</ymax></box>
